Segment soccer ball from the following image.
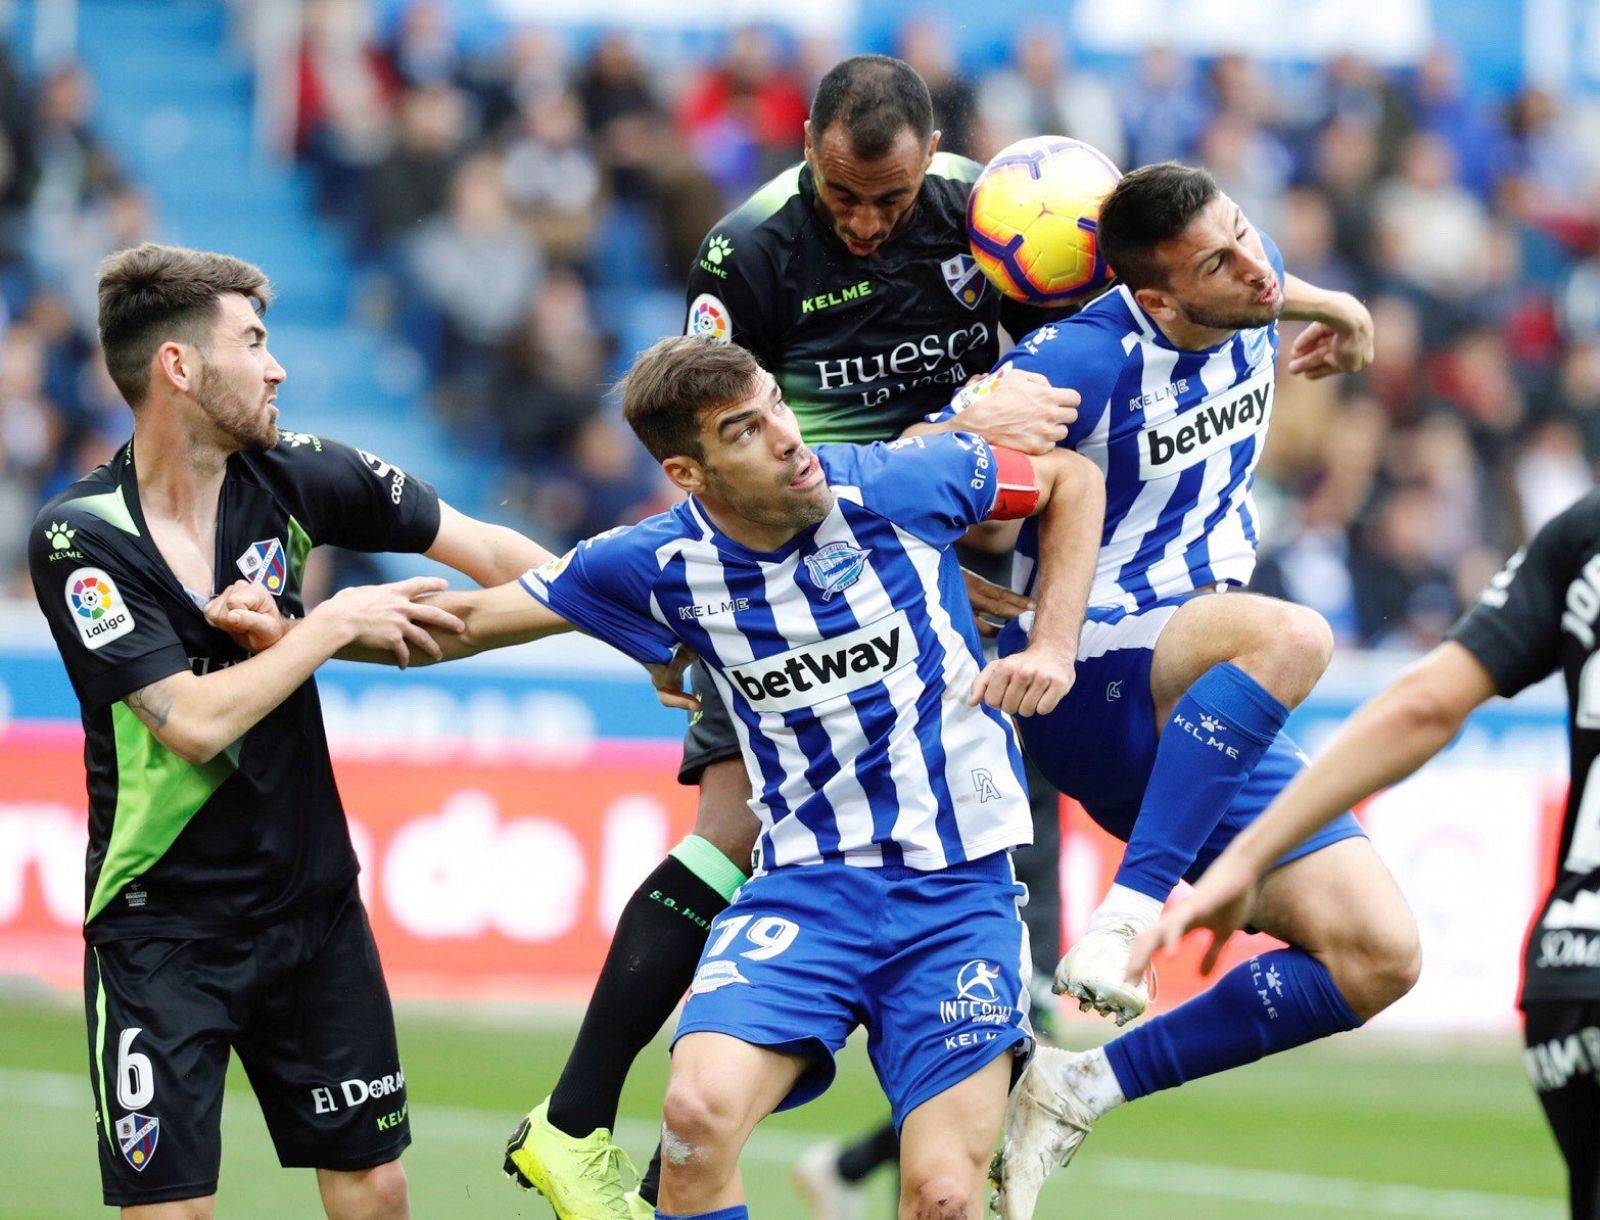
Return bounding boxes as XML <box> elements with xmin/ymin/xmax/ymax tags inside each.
<box><xmin>967</xmin><ymin>136</ymin><xmax>1122</xmax><ymax>305</ymax></box>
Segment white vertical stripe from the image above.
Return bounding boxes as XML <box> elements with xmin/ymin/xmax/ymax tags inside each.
<box><xmin>893</xmin><ymin>523</ymin><xmax>1032</xmax><ymax>865</ymax></box>
<box><xmin>757</xmin><ymin>523</ymin><xmax>880</xmax><ymax>865</ymax></box>
<box><xmin>679</xmin><ymin>543</ymin><xmax>822</xmax><ymax>868</ymax></box>
<box><xmin>1095</xmin><ymin>340</ymin><xmax>1182</xmax><ymax>611</ymax></box>
<box><xmin>1140</xmin><ymin>345</ymin><xmax>1246</xmax><ymax>596</ymax></box>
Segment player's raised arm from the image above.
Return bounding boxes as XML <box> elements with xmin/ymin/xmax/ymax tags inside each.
<box><xmin>1279</xmin><ymin>272</ymin><xmax>1374</xmax><ymax>379</ymax></box>
<box><xmin>130</xmin><ymin>577</ymin><xmax>465</xmax><ymax>764</ymax></box>
<box><xmin>970</xmin><ymin>446</ymin><xmax>1104</xmax><ymax>716</ymax></box>
<box><xmin>425</xmin><ymin>501</ymin><xmax>555</xmax><ymax>586</ymax></box>
<box><xmin>907</xmin><ymin>364</ymin><xmax>1080</xmax><ymax>455</ymax></box>
<box><xmin>1129</xmin><ymin>641</ymin><xmax>1495</xmax><ymax>978</ymax></box>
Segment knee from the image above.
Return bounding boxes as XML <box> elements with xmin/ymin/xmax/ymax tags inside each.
<box><xmin>901</xmin><ymin>1171</ymin><xmax>981</xmax><ymax>1220</ymax></box>
<box><xmin>1331</xmin><ymin>917</ymin><xmax>1423</xmax><ymax>1020</ymax></box>
<box><xmin>1245</xmin><ymin>602</ymin><xmax>1334</xmax><ymax>705</ymax></box>
<box><xmin>691</xmin><ymin>760</ymin><xmax>759</xmax><ymax>863</ymax></box>
<box><xmin>660</xmin><ymin>1078</ymin><xmax>742</xmax><ymax>1173</ymax></box>
<box><xmin>330</xmin><ymin>1159</ymin><xmax>409</xmax><ymax>1220</ymax></box>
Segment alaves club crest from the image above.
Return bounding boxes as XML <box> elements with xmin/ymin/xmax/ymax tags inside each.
<box><xmin>236</xmin><ymin>538</ymin><xmax>287</xmax><ymax>595</ymax></box>
<box><xmin>116</xmin><ymin>1112</ymin><xmax>159</xmax><ymax>1171</ymax></box>
<box><xmin>941</xmin><ymin>253</ymin><xmax>986</xmax><ymax>310</ymax></box>
<box><xmin>804</xmin><ymin>542</ymin><xmax>867</xmax><ymax>601</ymax></box>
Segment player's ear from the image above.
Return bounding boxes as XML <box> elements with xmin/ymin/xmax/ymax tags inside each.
<box><xmin>1132</xmin><ymin>285</ymin><xmax>1178</xmax><ymax>327</ymax></box>
<box><xmin>802</xmin><ymin>119</ymin><xmax>813</xmax><ymax>157</ymax></box>
<box><xmin>925</xmin><ymin>129</ymin><xmax>941</xmax><ymax>164</ymax></box>
<box><xmin>155</xmin><ymin>340</ymin><xmax>195</xmax><ymax>395</ymax></box>
<box><xmin>662</xmin><ymin>455</ymin><xmax>704</xmax><ymax>495</ymax></box>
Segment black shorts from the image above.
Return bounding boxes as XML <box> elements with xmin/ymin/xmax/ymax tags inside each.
<box><xmin>84</xmin><ymin>885</ymin><xmax>410</xmax><ymax>1207</ymax></box>
<box><xmin>680</xmin><ymin>659</ymin><xmax>741</xmax><ymax>785</ymax></box>
<box><xmin>1524</xmin><ymin>1000</ymin><xmax>1600</xmax><ymax>1220</ymax></box>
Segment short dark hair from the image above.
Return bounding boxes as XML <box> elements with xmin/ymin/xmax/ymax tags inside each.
<box><xmin>1096</xmin><ymin>163</ymin><xmax>1220</xmax><ymax>291</ymax></box>
<box><xmin>809</xmin><ymin>55</ymin><xmax>933</xmax><ymax>160</ymax></box>
<box><xmin>98</xmin><ymin>243</ymin><xmax>273</xmax><ymax>408</ymax></box>
<box><xmin>621</xmin><ymin>335</ymin><xmax>763</xmax><ymax>462</ymax></box>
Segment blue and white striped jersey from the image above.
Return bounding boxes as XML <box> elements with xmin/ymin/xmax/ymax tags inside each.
<box><xmin>934</xmin><ymin>231</ymin><xmax>1286</xmax><ymax>613</ymax></box>
<box><xmin>521</xmin><ymin>434</ymin><xmax>1032</xmax><ymax>874</ymax></box>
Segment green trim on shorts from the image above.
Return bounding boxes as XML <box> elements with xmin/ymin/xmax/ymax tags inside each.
<box><xmin>670</xmin><ymin>834</ymin><xmax>749</xmax><ymax>903</ymax></box>
<box><xmin>93</xmin><ymin>948</ymin><xmax>112</xmax><ymax>1145</ymax></box>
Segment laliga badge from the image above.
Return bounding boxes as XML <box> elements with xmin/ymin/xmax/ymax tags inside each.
<box><xmin>65</xmin><ymin>567</ymin><xmax>136</xmax><ymax>650</ymax></box>
<box><xmin>236</xmin><ymin>538</ymin><xmax>287</xmax><ymax>595</ymax></box>
<box><xmin>115</xmin><ymin>1112</ymin><xmax>160</xmax><ymax>1171</ymax></box>
<box><xmin>804</xmin><ymin>541</ymin><xmax>867</xmax><ymax>602</ymax></box>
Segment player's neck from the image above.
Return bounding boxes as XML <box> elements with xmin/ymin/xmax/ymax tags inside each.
<box><xmin>131</xmin><ymin>407</ymin><xmax>234</xmax><ymax>528</ymax></box>
<box><xmin>695</xmin><ymin>495</ymin><xmax>807</xmax><ymax>554</ymax></box>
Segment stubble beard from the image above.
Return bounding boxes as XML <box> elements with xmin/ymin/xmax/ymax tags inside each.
<box><xmin>196</xmin><ymin>362</ymin><xmax>276</xmax><ymax>452</ymax></box>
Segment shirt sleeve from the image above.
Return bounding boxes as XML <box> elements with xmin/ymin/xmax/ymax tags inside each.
<box><xmin>267</xmin><ymin>435</ymin><xmax>442</xmax><ymax>553</ymax></box>
<box><xmin>824</xmin><ymin>433</ymin><xmax>1027</xmax><ymax>547</ymax></box>
<box><xmin>1445</xmin><ymin>504</ymin><xmax>1577</xmax><ymax>697</ymax></box>
<box><xmin>518</xmin><ymin>532</ymin><xmax>679</xmax><ymax>667</ymax></box>
<box><xmin>923</xmin><ymin>320</ymin><xmax>1115</xmax><ymax>449</ymax></box>
<box><xmin>29</xmin><ymin>518</ymin><xmax>190</xmax><ymax>711</ymax></box>
<box><xmin>684</xmin><ymin>229</ymin><xmax>780</xmax><ymax>368</ymax></box>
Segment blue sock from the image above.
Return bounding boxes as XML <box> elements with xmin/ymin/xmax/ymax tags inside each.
<box><xmin>656</xmin><ymin>1208</ymin><xmax>749</xmax><ymax>1220</ymax></box>
<box><xmin>1105</xmin><ymin>947</ymin><xmax>1361</xmax><ymax>1101</ymax></box>
<box><xmin>1116</xmin><ymin>662</ymin><xmax>1288</xmax><ymax>900</ymax></box>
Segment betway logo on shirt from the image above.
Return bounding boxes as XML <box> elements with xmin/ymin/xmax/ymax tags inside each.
<box><xmin>728</xmin><ymin>611</ymin><xmax>916</xmax><ymax>714</ymax></box>
<box><xmin>1138</xmin><ymin>368</ymin><xmax>1273</xmax><ymax>479</ymax></box>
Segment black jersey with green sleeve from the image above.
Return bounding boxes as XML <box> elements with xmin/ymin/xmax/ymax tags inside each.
<box><xmin>1446</xmin><ymin>489</ymin><xmax>1600</xmax><ymax>1004</ymax></box>
<box><xmin>28</xmin><ymin>432</ymin><xmax>441</xmax><ymax>943</ymax></box>
<box><xmin>683</xmin><ymin>154</ymin><xmax>1047</xmax><ymax>445</ymax></box>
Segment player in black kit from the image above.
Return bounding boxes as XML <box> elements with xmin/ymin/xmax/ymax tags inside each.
<box><xmin>505</xmin><ymin>54</ymin><xmax>1082</xmax><ymax>1220</ymax></box>
<box><xmin>1131</xmin><ymin>488</ymin><xmax>1600</xmax><ymax>1220</ymax></box>
<box><xmin>31</xmin><ymin>244</ymin><xmax>550</xmax><ymax>1217</ymax></box>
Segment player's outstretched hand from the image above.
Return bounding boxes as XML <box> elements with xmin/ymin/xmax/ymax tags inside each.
<box><xmin>954</xmin><ymin>365</ymin><xmax>1080</xmax><ymax>455</ymax></box>
<box><xmin>1127</xmin><ymin>847</ymin><xmax>1258</xmax><ymax>981</ymax></box>
<box><xmin>962</xmin><ymin>569</ymin><xmax>1034</xmax><ymax>637</ymax></box>
<box><xmin>1286</xmin><ymin>315</ymin><xmax>1374</xmax><ymax>380</ymax></box>
<box><xmin>970</xmin><ymin>647</ymin><xmax>1073</xmax><ymax>717</ymax></box>
<box><xmin>204</xmin><ymin>579</ymin><xmax>290</xmax><ymax>653</ymax></box>
<box><xmin>644</xmin><ymin>644</ymin><xmax>701</xmax><ymax>714</ymax></box>
<box><xmin>315</xmin><ymin>576</ymin><xmax>467</xmax><ymax>669</ymax></box>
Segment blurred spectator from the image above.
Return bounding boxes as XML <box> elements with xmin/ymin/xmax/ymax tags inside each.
<box><xmin>1406</xmin><ymin>44</ymin><xmax>1498</xmax><ymax>198</ymax></box>
<box><xmin>1515</xmin><ymin>417</ymin><xmax>1593</xmax><ymax>535</ymax></box>
<box><xmin>1374</xmin><ymin>132</ymin><xmax>1494</xmax><ymax>306</ymax></box>
<box><xmin>975</xmin><ymin>25</ymin><xmax>1124</xmax><ymax>165</ymax></box>
<box><xmin>487</xmin><ymin>268</ymin><xmax>606</xmax><ymax>461</ymax></box>
<box><xmin>405</xmin><ymin>152</ymin><xmax>542</xmax><ymax>385</ymax></box>
<box><xmin>383</xmin><ymin>0</ymin><xmax>461</xmax><ymax>91</ymax></box>
<box><xmin>296</xmin><ymin>0</ymin><xmax>399</xmax><ymax>224</ymax></box>
<box><xmin>677</xmin><ymin>27</ymin><xmax>807</xmax><ymax>201</ymax></box>
<box><xmin>504</xmin><ymin>90</ymin><xmax>602</xmax><ymax>265</ymax></box>
<box><xmin>364</xmin><ymin>82</ymin><xmax>468</xmax><ymax>251</ymax></box>
<box><xmin>897</xmin><ymin>19</ymin><xmax>978</xmax><ymax>158</ymax></box>
<box><xmin>1120</xmin><ymin>47</ymin><xmax>1206</xmax><ymax>167</ymax></box>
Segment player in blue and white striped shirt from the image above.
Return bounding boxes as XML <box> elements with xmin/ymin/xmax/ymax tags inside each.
<box><xmin>927</xmin><ymin>163</ymin><xmax>1423</xmax><ymax>1218</ymax></box>
<box><xmin>402</xmin><ymin>335</ymin><xmax>1106</xmax><ymax>1220</ymax></box>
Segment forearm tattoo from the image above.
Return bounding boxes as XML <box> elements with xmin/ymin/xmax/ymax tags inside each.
<box><xmin>125</xmin><ymin>678</ymin><xmax>175</xmax><ymax>730</ymax></box>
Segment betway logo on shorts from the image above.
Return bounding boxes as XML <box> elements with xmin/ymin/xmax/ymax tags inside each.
<box><xmin>728</xmin><ymin>611</ymin><xmax>915</xmax><ymax>714</ymax></box>
<box><xmin>1138</xmin><ymin>368</ymin><xmax>1273</xmax><ymax>479</ymax></box>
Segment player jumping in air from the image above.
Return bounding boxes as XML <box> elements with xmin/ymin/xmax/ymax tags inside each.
<box><xmin>504</xmin><ymin>54</ymin><xmax>1080</xmax><ymax>1220</ymax></box>
<box><xmin>920</xmin><ymin>162</ymin><xmax>1419</xmax><ymax>1218</ymax></box>
<box><xmin>1132</xmin><ymin>491</ymin><xmax>1600</xmax><ymax>1220</ymax></box>
<box><xmin>29</xmin><ymin>243</ymin><xmax>559</xmax><ymax>1219</ymax></box>
<box><xmin>221</xmin><ymin>333</ymin><xmax>1108</xmax><ymax>1220</ymax></box>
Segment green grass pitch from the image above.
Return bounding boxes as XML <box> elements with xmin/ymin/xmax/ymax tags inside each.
<box><xmin>0</xmin><ymin>990</ymin><xmax>1568</xmax><ymax>1219</ymax></box>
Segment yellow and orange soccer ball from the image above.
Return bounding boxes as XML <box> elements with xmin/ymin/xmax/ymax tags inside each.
<box><xmin>967</xmin><ymin>136</ymin><xmax>1122</xmax><ymax>305</ymax></box>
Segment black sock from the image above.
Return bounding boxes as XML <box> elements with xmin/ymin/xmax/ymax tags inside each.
<box><xmin>837</xmin><ymin>1120</ymin><xmax>900</xmax><ymax>1182</ymax></box>
<box><xmin>546</xmin><ymin>855</ymin><xmax>728</xmax><ymax>1137</ymax></box>
<box><xmin>639</xmin><ymin>1143</ymin><xmax>663</xmax><ymax>1205</ymax></box>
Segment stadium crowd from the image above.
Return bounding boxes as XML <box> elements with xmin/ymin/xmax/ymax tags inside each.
<box><xmin>4</xmin><ymin>0</ymin><xmax>1600</xmax><ymax>650</ymax></box>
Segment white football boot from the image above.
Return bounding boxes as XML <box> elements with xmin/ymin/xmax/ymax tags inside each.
<box><xmin>991</xmin><ymin>1046</ymin><xmax>1098</xmax><ymax>1220</ymax></box>
<box><xmin>1054</xmin><ymin>883</ymin><xmax>1161</xmax><ymax>1026</ymax></box>
<box><xmin>792</xmin><ymin>1140</ymin><xmax>865</xmax><ymax>1220</ymax></box>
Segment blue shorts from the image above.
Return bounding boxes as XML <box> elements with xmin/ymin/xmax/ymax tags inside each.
<box><xmin>999</xmin><ymin>601</ymin><xmax>1364</xmax><ymax>879</ymax></box>
<box><xmin>673</xmin><ymin>854</ymin><xmax>1033</xmax><ymax>1129</ymax></box>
